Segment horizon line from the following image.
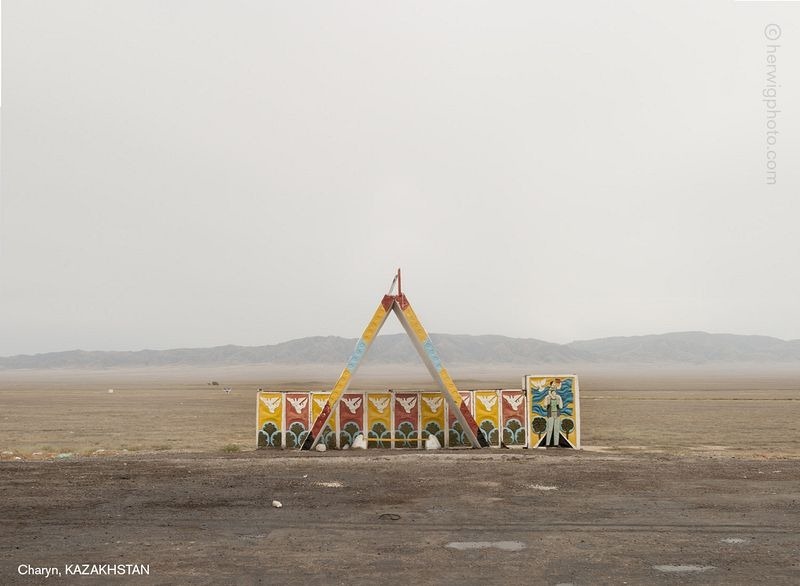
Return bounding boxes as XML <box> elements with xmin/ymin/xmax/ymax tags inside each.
<box><xmin>2</xmin><ymin>329</ymin><xmax>798</xmax><ymax>360</ymax></box>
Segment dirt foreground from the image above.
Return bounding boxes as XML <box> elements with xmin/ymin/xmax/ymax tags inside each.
<box><xmin>2</xmin><ymin>448</ymin><xmax>799</xmax><ymax>585</ymax></box>
<box><xmin>2</xmin><ymin>365</ymin><xmax>799</xmax><ymax>584</ymax></box>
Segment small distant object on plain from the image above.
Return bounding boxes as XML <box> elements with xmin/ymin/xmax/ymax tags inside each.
<box><xmin>224</xmin><ymin>387</ymin><xmax>232</xmax><ymax>394</ymax></box>
<box><xmin>272</xmin><ymin>500</ymin><xmax>282</xmax><ymax>508</ymax></box>
<box><xmin>210</xmin><ymin>381</ymin><xmax>219</xmax><ymax>386</ymax></box>
<box><xmin>107</xmin><ymin>389</ymin><xmax>114</xmax><ymax>394</ymax></box>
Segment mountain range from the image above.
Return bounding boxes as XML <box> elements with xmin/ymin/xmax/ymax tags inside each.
<box><xmin>2</xmin><ymin>332</ymin><xmax>800</xmax><ymax>370</ymax></box>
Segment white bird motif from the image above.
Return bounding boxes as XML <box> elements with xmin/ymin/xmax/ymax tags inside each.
<box><xmin>287</xmin><ymin>396</ymin><xmax>308</xmax><ymax>414</ymax></box>
<box><xmin>477</xmin><ymin>394</ymin><xmax>497</xmax><ymax>410</ymax></box>
<box><xmin>503</xmin><ymin>393</ymin><xmax>524</xmax><ymax>411</ymax></box>
<box><xmin>314</xmin><ymin>398</ymin><xmax>329</xmax><ymax>410</ymax></box>
<box><xmin>396</xmin><ymin>396</ymin><xmax>417</xmax><ymax>414</ymax></box>
<box><xmin>422</xmin><ymin>397</ymin><xmax>443</xmax><ymax>413</ymax></box>
<box><xmin>369</xmin><ymin>397</ymin><xmax>390</xmax><ymax>413</ymax></box>
<box><xmin>342</xmin><ymin>397</ymin><xmax>362</xmax><ymax>414</ymax></box>
<box><xmin>260</xmin><ymin>396</ymin><xmax>281</xmax><ymax>413</ymax></box>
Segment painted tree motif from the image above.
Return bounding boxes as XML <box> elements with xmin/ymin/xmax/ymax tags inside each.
<box><xmin>479</xmin><ymin>419</ymin><xmax>499</xmax><ymax>446</ymax></box>
<box><xmin>395</xmin><ymin>421</ymin><xmax>419</xmax><ymax>448</ymax></box>
<box><xmin>369</xmin><ymin>422</ymin><xmax>391</xmax><ymax>448</ymax></box>
<box><xmin>258</xmin><ymin>421</ymin><xmax>281</xmax><ymax>448</ymax></box>
<box><xmin>321</xmin><ymin>425</ymin><xmax>336</xmax><ymax>449</ymax></box>
<box><xmin>502</xmin><ymin>418</ymin><xmax>526</xmax><ymax>445</ymax></box>
<box><xmin>339</xmin><ymin>422</ymin><xmax>361</xmax><ymax>447</ymax></box>
<box><xmin>425</xmin><ymin>421</ymin><xmax>444</xmax><ymax>445</ymax></box>
<box><xmin>532</xmin><ymin>416</ymin><xmax>547</xmax><ymax>437</ymax></box>
<box><xmin>449</xmin><ymin>422</ymin><xmax>467</xmax><ymax>447</ymax></box>
<box><xmin>285</xmin><ymin>422</ymin><xmax>308</xmax><ymax>448</ymax></box>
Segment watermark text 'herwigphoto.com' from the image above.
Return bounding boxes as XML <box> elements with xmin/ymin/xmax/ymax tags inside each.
<box><xmin>763</xmin><ymin>23</ymin><xmax>781</xmax><ymax>185</ymax></box>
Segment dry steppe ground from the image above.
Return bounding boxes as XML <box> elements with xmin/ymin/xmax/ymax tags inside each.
<box><xmin>1</xmin><ymin>364</ymin><xmax>799</xmax><ymax>584</ymax></box>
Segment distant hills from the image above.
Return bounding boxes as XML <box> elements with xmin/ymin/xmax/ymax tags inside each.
<box><xmin>1</xmin><ymin>332</ymin><xmax>800</xmax><ymax>370</ymax></box>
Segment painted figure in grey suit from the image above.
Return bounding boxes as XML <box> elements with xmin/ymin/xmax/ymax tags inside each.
<box><xmin>543</xmin><ymin>380</ymin><xmax>564</xmax><ymax>446</ymax></box>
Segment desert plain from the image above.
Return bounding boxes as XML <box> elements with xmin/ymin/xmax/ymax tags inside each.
<box><xmin>1</xmin><ymin>363</ymin><xmax>799</xmax><ymax>584</ymax></box>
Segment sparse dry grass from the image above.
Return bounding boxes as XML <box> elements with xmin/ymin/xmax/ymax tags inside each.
<box><xmin>1</xmin><ymin>364</ymin><xmax>799</xmax><ymax>458</ymax></box>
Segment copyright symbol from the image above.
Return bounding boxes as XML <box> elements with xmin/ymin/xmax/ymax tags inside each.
<box><xmin>765</xmin><ymin>24</ymin><xmax>781</xmax><ymax>41</ymax></box>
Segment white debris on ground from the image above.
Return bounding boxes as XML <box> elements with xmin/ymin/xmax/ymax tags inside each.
<box><xmin>351</xmin><ymin>434</ymin><xmax>368</xmax><ymax>450</ymax></box>
<box><xmin>425</xmin><ymin>435</ymin><xmax>441</xmax><ymax>450</ymax></box>
<box><xmin>108</xmin><ymin>389</ymin><xmax>114</xmax><ymax>393</ymax></box>
<box><xmin>720</xmin><ymin>538</ymin><xmax>748</xmax><ymax>544</ymax></box>
<box><xmin>271</xmin><ymin>500</ymin><xmax>282</xmax><ymax>509</ymax></box>
<box><xmin>446</xmin><ymin>541</ymin><xmax>526</xmax><ymax>551</ymax></box>
<box><xmin>315</xmin><ymin>444</ymin><xmax>326</xmax><ymax>452</ymax></box>
<box><xmin>653</xmin><ymin>565</ymin><xmax>715</xmax><ymax>573</ymax></box>
<box><xmin>314</xmin><ymin>481</ymin><xmax>343</xmax><ymax>488</ymax></box>
<box><xmin>527</xmin><ymin>484</ymin><xmax>558</xmax><ymax>491</ymax></box>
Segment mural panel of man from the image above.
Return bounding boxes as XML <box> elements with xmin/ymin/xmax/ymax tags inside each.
<box><xmin>543</xmin><ymin>379</ymin><xmax>563</xmax><ymax>446</ymax></box>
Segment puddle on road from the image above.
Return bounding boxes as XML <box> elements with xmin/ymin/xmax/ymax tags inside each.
<box><xmin>653</xmin><ymin>565</ymin><xmax>715</xmax><ymax>573</ymax></box>
<box><xmin>446</xmin><ymin>541</ymin><xmax>526</xmax><ymax>552</ymax></box>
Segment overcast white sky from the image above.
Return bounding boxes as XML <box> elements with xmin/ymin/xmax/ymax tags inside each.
<box><xmin>1</xmin><ymin>1</ymin><xmax>799</xmax><ymax>356</ymax></box>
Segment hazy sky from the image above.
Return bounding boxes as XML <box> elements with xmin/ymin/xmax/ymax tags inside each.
<box><xmin>1</xmin><ymin>1</ymin><xmax>799</xmax><ymax>356</ymax></box>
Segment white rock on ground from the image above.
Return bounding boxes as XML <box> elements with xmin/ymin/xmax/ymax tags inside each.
<box><xmin>425</xmin><ymin>435</ymin><xmax>441</xmax><ymax>450</ymax></box>
<box><xmin>272</xmin><ymin>500</ymin><xmax>282</xmax><ymax>508</ymax></box>
<box><xmin>351</xmin><ymin>434</ymin><xmax>368</xmax><ymax>450</ymax></box>
<box><xmin>315</xmin><ymin>444</ymin><xmax>326</xmax><ymax>452</ymax></box>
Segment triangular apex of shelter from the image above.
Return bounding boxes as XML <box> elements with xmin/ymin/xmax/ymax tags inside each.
<box><xmin>301</xmin><ymin>270</ymin><xmax>489</xmax><ymax>450</ymax></box>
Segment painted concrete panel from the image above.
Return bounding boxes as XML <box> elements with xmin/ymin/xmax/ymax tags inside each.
<box><xmin>447</xmin><ymin>391</ymin><xmax>474</xmax><ymax>448</ymax></box>
<box><xmin>474</xmin><ymin>390</ymin><xmax>501</xmax><ymax>447</ymax></box>
<box><xmin>257</xmin><ymin>392</ymin><xmax>283</xmax><ymax>448</ymax></box>
<box><xmin>420</xmin><ymin>392</ymin><xmax>446</xmax><ymax>447</ymax></box>
<box><xmin>366</xmin><ymin>392</ymin><xmax>392</xmax><ymax>448</ymax></box>
<box><xmin>312</xmin><ymin>392</ymin><xmax>338</xmax><ymax>449</ymax></box>
<box><xmin>339</xmin><ymin>393</ymin><xmax>365</xmax><ymax>448</ymax></box>
<box><xmin>500</xmin><ymin>389</ymin><xmax>527</xmax><ymax>447</ymax></box>
<box><xmin>285</xmin><ymin>393</ymin><xmax>311</xmax><ymax>448</ymax></box>
<box><xmin>525</xmin><ymin>375</ymin><xmax>580</xmax><ymax>449</ymax></box>
<box><xmin>256</xmin><ymin>382</ymin><xmax>573</xmax><ymax>450</ymax></box>
<box><xmin>394</xmin><ymin>393</ymin><xmax>420</xmax><ymax>448</ymax></box>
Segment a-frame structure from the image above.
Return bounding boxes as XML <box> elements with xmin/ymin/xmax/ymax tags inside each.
<box><xmin>301</xmin><ymin>270</ymin><xmax>489</xmax><ymax>450</ymax></box>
